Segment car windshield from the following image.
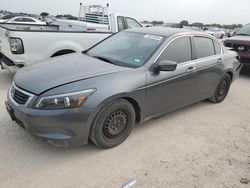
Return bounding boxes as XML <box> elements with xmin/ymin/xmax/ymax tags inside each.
<box><xmin>87</xmin><ymin>32</ymin><xmax>164</xmax><ymax>68</ymax></box>
<box><xmin>237</xmin><ymin>24</ymin><xmax>250</xmax><ymax>36</ymax></box>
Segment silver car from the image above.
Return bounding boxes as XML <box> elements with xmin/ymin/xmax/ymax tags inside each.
<box><xmin>6</xmin><ymin>27</ymin><xmax>242</xmax><ymax>148</ymax></box>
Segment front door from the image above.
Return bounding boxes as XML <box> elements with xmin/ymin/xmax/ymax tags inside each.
<box><xmin>145</xmin><ymin>36</ymin><xmax>198</xmax><ymax>117</ymax></box>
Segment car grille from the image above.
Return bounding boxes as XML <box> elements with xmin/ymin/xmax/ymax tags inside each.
<box><xmin>11</xmin><ymin>86</ymin><xmax>30</xmax><ymax>105</ymax></box>
<box><xmin>233</xmin><ymin>44</ymin><xmax>250</xmax><ymax>53</ymax></box>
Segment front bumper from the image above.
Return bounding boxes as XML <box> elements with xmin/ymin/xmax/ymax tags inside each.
<box><xmin>5</xmin><ymin>93</ymin><xmax>94</xmax><ymax>147</ymax></box>
<box><xmin>239</xmin><ymin>54</ymin><xmax>250</xmax><ymax>64</ymax></box>
<box><xmin>0</xmin><ymin>52</ymin><xmax>24</xmax><ymax>73</ymax></box>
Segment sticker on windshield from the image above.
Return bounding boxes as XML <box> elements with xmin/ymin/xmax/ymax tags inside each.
<box><xmin>144</xmin><ymin>34</ymin><xmax>163</xmax><ymax>41</ymax></box>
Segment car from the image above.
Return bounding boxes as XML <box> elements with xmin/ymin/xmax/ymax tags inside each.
<box><xmin>0</xmin><ymin>13</ymin><xmax>26</xmax><ymax>23</ymax></box>
<box><xmin>5</xmin><ymin>27</ymin><xmax>242</xmax><ymax>148</ymax></box>
<box><xmin>2</xmin><ymin>16</ymin><xmax>47</xmax><ymax>25</ymax></box>
<box><xmin>223</xmin><ymin>24</ymin><xmax>250</xmax><ymax>64</ymax></box>
<box><xmin>228</xmin><ymin>28</ymin><xmax>241</xmax><ymax>37</ymax></box>
<box><xmin>205</xmin><ymin>28</ymin><xmax>225</xmax><ymax>39</ymax></box>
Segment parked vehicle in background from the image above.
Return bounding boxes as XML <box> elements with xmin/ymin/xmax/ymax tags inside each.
<box><xmin>183</xmin><ymin>26</ymin><xmax>203</xmax><ymax>31</ymax></box>
<box><xmin>0</xmin><ymin>5</ymin><xmax>142</xmax><ymax>73</ymax></box>
<box><xmin>45</xmin><ymin>16</ymin><xmax>109</xmax><ymax>31</ymax></box>
<box><xmin>3</xmin><ymin>16</ymin><xmax>46</xmax><ymax>25</ymax></box>
<box><xmin>163</xmin><ymin>22</ymin><xmax>182</xmax><ymax>28</ymax></box>
<box><xmin>205</xmin><ymin>28</ymin><xmax>225</xmax><ymax>39</ymax></box>
<box><xmin>227</xmin><ymin>28</ymin><xmax>241</xmax><ymax>37</ymax></box>
<box><xmin>0</xmin><ymin>13</ymin><xmax>27</xmax><ymax>23</ymax></box>
<box><xmin>223</xmin><ymin>24</ymin><xmax>250</xmax><ymax>64</ymax></box>
<box><xmin>5</xmin><ymin>27</ymin><xmax>242</xmax><ymax>148</ymax></box>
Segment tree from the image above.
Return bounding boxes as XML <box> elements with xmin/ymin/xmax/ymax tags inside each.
<box><xmin>180</xmin><ymin>20</ymin><xmax>189</xmax><ymax>27</ymax></box>
<box><xmin>191</xmin><ymin>22</ymin><xmax>204</xmax><ymax>28</ymax></box>
<box><xmin>151</xmin><ymin>20</ymin><xmax>164</xmax><ymax>26</ymax></box>
<box><xmin>56</xmin><ymin>14</ymin><xmax>78</xmax><ymax>20</ymax></box>
<box><xmin>40</xmin><ymin>12</ymin><xmax>49</xmax><ymax>17</ymax></box>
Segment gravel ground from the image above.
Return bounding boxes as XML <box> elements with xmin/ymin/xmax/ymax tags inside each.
<box><xmin>0</xmin><ymin>68</ymin><xmax>250</xmax><ymax>188</ymax></box>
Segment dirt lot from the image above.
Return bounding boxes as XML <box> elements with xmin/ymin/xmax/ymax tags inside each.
<box><xmin>0</xmin><ymin>68</ymin><xmax>250</xmax><ymax>188</ymax></box>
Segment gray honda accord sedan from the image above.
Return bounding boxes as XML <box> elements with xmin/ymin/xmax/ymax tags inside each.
<box><xmin>5</xmin><ymin>27</ymin><xmax>242</xmax><ymax>148</ymax></box>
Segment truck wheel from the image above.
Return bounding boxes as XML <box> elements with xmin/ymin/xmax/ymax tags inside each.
<box><xmin>209</xmin><ymin>73</ymin><xmax>231</xmax><ymax>103</ymax></box>
<box><xmin>90</xmin><ymin>99</ymin><xmax>135</xmax><ymax>149</ymax></box>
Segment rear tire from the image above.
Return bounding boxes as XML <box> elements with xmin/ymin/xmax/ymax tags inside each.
<box><xmin>90</xmin><ymin>99</ymin><xmax>135</xmax><ymax>149</ymax></box>
<box><xmin>209</xmin><ymin>73</ymin><xmax>231</xmax><ymax>103</ymax></box>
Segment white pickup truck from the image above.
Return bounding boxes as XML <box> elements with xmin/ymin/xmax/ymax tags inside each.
<box><xmin>0</xmin><ymin>13</ymin><xmax>142</xmax><ymax>72</ymax></box>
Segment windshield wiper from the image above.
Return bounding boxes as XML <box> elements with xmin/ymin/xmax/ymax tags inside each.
<box><xmin>92</xmin><ymin>55</ymin><xmax>118</xmax><ymax>65</ymax></box>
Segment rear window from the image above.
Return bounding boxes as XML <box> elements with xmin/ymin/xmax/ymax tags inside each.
<box><xmin>125</xmin><ymin>17</ymin><xmax>142</xmax><ymax>29</ymax></box>
<box><xmin>117</xmin><ymin>16</ymin><xmax>125</xmax><ymax>32</ymax></box>
<box><xmin>194</xmin><ymin>37</ymin><xmax>215</xmax><ymax>58</ymax></box>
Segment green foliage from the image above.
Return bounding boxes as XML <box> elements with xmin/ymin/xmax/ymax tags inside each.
<box><xmin>40</xmin><ymin>12</ymin><xmax>49</xmax><ymax>17</ymax></box>
<box><xmin>56</xmin><ymin>14</ymin><xmax>78</xmax><ymax>20</ymax></box>
<box><xmin>151</xmin><ymin>20</ymin><xmax>164</xmax><ymax>26</ymax></box>
<box><xmin>191</xmin><ymin>22</ymin><xmax>204</xmax><ymax>28</ymax></box>
<box><xmin>180</xmin><ymin>20</ymin><xmax>189</xmax><ymax>27</ymax></box>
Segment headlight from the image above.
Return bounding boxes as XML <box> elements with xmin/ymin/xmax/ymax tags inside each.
<box><xmin>9</xmin><ymin>37</ymin><xmax>24</xmax><ymax>54</ymax></box>
<box><xmin>35</xmin><ymin>89</ymin><xmax>96</xmax><ymax>110</ymax></box>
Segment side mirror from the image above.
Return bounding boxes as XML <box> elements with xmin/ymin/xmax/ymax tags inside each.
<box><xmin>158</xmin><ymin>60</ymin><xmax>177</xmax><ymax>71</ymax></box>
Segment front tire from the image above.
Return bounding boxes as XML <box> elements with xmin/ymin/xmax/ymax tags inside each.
<box><xmin>90</xmin><ymin>99</ymin><xmax>135</xmax><ymax>149</ymax></box>
<box><xmin>209</xmin><ymin>73</ymin><xmax>231</xmax><ymax>103</ymax></box>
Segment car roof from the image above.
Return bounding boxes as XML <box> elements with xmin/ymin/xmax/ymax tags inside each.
<box><xmin>125</xmin><ymin>26</ymin><xmax>209</xmax><ymax>38</ymax></box>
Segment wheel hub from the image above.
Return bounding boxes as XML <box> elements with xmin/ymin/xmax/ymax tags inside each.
<box><xmin>103</xmin><ymin>111</ymin><xmax>127</xmax><ymax>139</ymax></box>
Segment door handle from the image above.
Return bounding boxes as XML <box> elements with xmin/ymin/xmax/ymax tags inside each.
<box><xmin>217</xmin><ymin>58</ymin><xmax>223</xmax><ymax>63</ymax></box>
<box><xmin>186</xmin><ymin>66</ymin><xmax>196</xmax><ymax>72</ymax></box>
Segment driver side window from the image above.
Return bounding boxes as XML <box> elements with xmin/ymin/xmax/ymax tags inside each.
<box><xmin>157</xmin><ymin>36</ymin><xmax>192</xmax><ymax>63</ymax></box>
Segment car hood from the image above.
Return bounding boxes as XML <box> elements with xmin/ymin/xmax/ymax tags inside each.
<box><xmin>15</xmin><ymin>53</ymin><xmax>129</xmax><ymax>95</ymax></box>
<box><xmin>205</xmin><ymin>31</ymin><xmax>215</xmax><ymax>34</ymax></box>
<box><xmin>224</xmin><ymin>35</ymin><xmax>250</xmax><ymax>44</ymax></box>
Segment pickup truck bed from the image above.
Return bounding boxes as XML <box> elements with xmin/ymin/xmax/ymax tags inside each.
<box><xmin>0</xmin><ymin>13</ymin><xmax>143</xmax><ymax>73</ymax></box>
<box><xmin>0</xmin><ymin>23</ymin><xmax>111</xmax><ymax>72</ymax></box>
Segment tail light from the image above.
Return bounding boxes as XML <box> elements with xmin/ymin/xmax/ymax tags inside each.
<box><xmin>9</xmin><ymin>38</ymin><xmax>24</xmax><ymax>54</ymax></box>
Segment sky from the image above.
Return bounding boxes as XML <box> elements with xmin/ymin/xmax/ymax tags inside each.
<box><xmin>0</xmin><ymin>0</ymin><xmax>249</xmax><ymax>25</ymax></box>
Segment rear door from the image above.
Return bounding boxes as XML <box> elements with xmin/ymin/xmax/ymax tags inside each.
<box><xmin>192</xmin><ymin>36</ymin><xmax>224</xmax><ymax>100</ymax></box>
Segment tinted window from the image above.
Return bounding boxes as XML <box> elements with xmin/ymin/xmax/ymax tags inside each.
<box><xmin>158</xmin><ymin>36</ymin><xmax>192</xmax><ymax>63</ymax></box>
<box><xmin>14</xmin><ymin>18</ymin><xmax>24</xmax><ymax>22</ymax></box>
<box><xmin>194</xmin><ymin>37</ymin><xmax>215</xmax><ymax>58</ymax></box>
<box><xmin>117</xmin><ymin>16</ymin><xmax>125</xmax><ymax>32</ymax></box>
<box><xmin>214</xmin><ymin>41</ymin><xmax>221</xmax><ymax>54</ymax></box>
<box><xmin>25</xmin><ymin>18</ymin><xmax>35</xmax><ymax>22</ymax></box>
<box><xmin>125</xmin><ymin>17</ymin><xmax>141</xmax><ymax>29</ymax></box>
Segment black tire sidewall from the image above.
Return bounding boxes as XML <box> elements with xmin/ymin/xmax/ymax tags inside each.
<box><xmin>91</xmin><ymin>99</ymin><xmax>135</xmax><ymax>149</ymax></box>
